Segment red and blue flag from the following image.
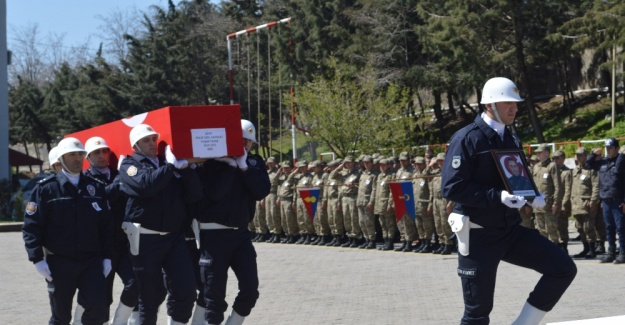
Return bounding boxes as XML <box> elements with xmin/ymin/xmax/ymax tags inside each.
<box><xmin>389</xmin><ymin>181</ymin><xmax>416</xmax><ymax>222</ymax></box>
<box><xmin>298</xmin><ymin>188</ymin><xmax>321</xmax><ymax>221</ymax></box>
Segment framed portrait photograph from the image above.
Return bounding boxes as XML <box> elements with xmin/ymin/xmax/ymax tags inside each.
<box><xmin>491</xmin><ymin>149</ymin><xmax>539</xmax><ymax>199</ymax></box>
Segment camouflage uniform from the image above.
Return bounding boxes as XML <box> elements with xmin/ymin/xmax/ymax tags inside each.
<box><xmin>311</xmin><ymin>162</ymin><xmax>331</xmax><ymax>241</ymax></box>
<box><xmin>571</xmin><ymin>148</ymin><xmax>600</xmax><ymax>257</ymax></box>
<box><xmin>266</xmin><ymin>163</ymin><xmax>281</xmax><ymax>238</ymax></box>
<box><xmin>278</xmin><ymin>164</ymin><xmax>299</xmax><ymax>241</ymax></box>
<box><xmin>294</xmin><ymin>162</ymin><xmax>315</xmax><ymax>243</ymax></box>
<box><xmin>339</xmin><ymin>158</ymin><xmax>361</xmax><ymax>241</ymax></box>
<box><xmin>430</xmin><ymin>154</ymin><xmax>454</xmax><ymax>251</ymax></box>
<box><xmin>393</xmin><ymin>153</ymin><xmax>418</xmax><ymax>250</ymax></box>
<box><xmin>374</xmin><ymin>158</ymin><xmax>395</xmax><ymax>250</ymax></box>
<box><xmin>357</xmin><ymin>156</ymin><xmax>378</xmax><ymax>244</ymax></box>
<box><xmin>532</xmin><ymin>146</ymin><xmax>563</xmax><ymax>243</ymax></box>
<box><xmin>413</xmin><ymin>157</ymin><xmax>435</xmax><ymax>252</ymax></box>
<box><xmin>326</xmin><ymin>162</ymin><xmax>345</xmax><ymax>239</ymax></box>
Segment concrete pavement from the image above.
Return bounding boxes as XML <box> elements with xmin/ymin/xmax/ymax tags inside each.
<box><xmin>1</xmin><ymin>230</ymin><xmax>623</xmax><ymax>325</ymax></box>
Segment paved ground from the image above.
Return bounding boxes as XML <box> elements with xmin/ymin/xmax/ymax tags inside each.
<box><xmin>1</xmin><ymin>229</ymin><xmax>623</xmax><ymax>325</ymax></box>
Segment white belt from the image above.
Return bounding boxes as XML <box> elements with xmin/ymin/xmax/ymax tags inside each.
<box><xmin>139</xmin><ymin>227</ymin><xmax>170</xmax><ymax>235</ymax></box>
<box><xmin>469</xmin><ymin>222</ymin><xmax>483</xmax><ymax>229</ymax></box>
<box><xmin>199</xmin><ymin>222</ymin><xmax>238</xmax><ymax>230</ymax></box>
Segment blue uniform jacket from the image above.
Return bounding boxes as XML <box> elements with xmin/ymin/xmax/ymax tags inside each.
<box><xmin>584</xmin><ymin>153</ymin><xmax>624</xmax><ymax>202</ymax></box>
<box><xmin>119</xmin><ymin>153</ymin><xmax>203</xmax><ymax>232</ymax></box>
<box><xmin>84</xmin><ymin>168</ymin><xmax>128</xmax><ymax>252</ymax></box>
<box><xmin>22</xmin><ymin>172</ymin><xmax>114</xmax><ymax>263</ymax></box>
<box><xmin>442</xmin><ymin>114</ymin><xmax>522</xmax><ymax>229</ymax></box>
<box><xmin>194</xmin><ymin>154</ymin><xmax>271</xmax><ymax>229</ymax></box>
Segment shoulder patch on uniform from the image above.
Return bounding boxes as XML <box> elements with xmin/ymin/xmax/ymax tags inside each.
<box><xmin>126</xmin><ymin>166</ymin><xmax>138</xmax><ymax>177</ymax></box>
<box><xmin>25</xmin><ymin>202</ymin><xmax>38</xmax><ymax>215</ymax></box>
<box><xmin>87</xmin><ymin>184</ymin><xmax>96</xmax><ymax>196</ymax></box>
<box><xmin>452</xmin><ymin>157</ymin><xmax>461</xmax><ymax>169</ymax></box>
<box><xmin>248</xmin><ymin>157</ymin><xmax>257</xmax><ymax>167</ymax></box>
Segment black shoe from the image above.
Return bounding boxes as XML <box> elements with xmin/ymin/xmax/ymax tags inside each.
<box><xmin>349</xmin><ymin>238</ymin><xmax>360</xmax><ymax>248</ymax></box>
<box><xmin>394</xmin><ymin>241</ymin><xmax>407</xmax><ymax>252</ymax></box>
<box><xmin>287</xmin><ymin>236</ymin><xmax>297</xmax><ymax>244</ymax></box>
<box><xmin>573</xmin><ymin>242</ymin><xmax>589</xmax><ymax>258</ymax></box>
<box><xmin>441</xmin><ymin>245</ymin><xmax>453</xmax><ymax>255</ymax></box>
<box><xmin>341</xmin><ymin>238</ymin><xmax>352</xmax><ymax>247</ymax></box>
<box><xmin>358</xmin><ymin>239</ymin><xmax>369</xmax><ymax>249</ymax></box>
<box><xmin>332</xmin><ymin>236</ymin><xmax>342</xmax><ymax>247</ymax></box>
<box><xmin>595</xmin><ymin>242</ymin><xmax>606</xmax><ymax>254</ymax></box>
<box><xmin>265</xmin><ymin>234</ymin><xmax>274</xmax><ymax>243</ymax></box>
<box><xmin>403</xmin><ymin>242</ymin><xmax>414</xmax><ymax>252</ymax></box>
<box><xmin>325</xmin><ymin>236</ymin><xmax>337</xmax><ymax>246</ymax></box>
<box><xmin>614</xmin><ymin>253</ymin><xmax>625</xmax><ymax>264</ymax></box>
<box><xmin>433</xmin><ymin>245</ymin><xmax>445</xmax><ymax>254</ymax></box>
<box><xmin>600</xmin><ymin>249</ymin><xmax>616</xmax><ymax>263</ymax></box>
<box><xmin>303</xmin><ymin>235</ymin><xmax>312</xmax><ymax>245</ymax></box>
<box><xmin>317</xmin><ymin>235</ymin><xmax>327</xmax><ymax>246</ymax></box>
<box><xmin>585</xmin><ymin>242</ymin><xmax>597</xmax><ymax>259</ymax></box>
<box><xmin>366</xmin><ymin>240</ymin><xmax>376</xmax><ymax>249</ymax></box>
<box><xmin>420</xmin><ymin>242</ymin><xmax>433</xmax><ymax>253</ymax></box>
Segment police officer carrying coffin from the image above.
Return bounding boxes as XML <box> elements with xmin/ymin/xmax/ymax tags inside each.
<box><xmin>194</xmin><ymin>119</ymin><xmax>271</xmax><ymax>325</ymax></box>
<box><xmin>82</xmin><ymin>136</ymin><xmax>139</xmax><ymax>325</ymax></box>
<box><xmin>119</xmin><ymin>124</ymin><xmax>203</xmax><ymax>325</ymax></box>
<box><xmin>23</xmin><ymin>137</ymin><xmax>114</xmax><ymax>325</ymax></box>
<box><xmin>585</xmin><ymin>138</ymin><xmax>625</xmax><ymax>264</ymax></box>
<box><xmin>442</xmin><ymin>77</ymin><xmax>576</xmax><ymax>324</ymax></box>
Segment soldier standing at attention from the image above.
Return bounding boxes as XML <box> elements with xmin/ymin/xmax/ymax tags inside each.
<box><xmin>310</xmin><ymin>160</ymin><xmax>331</xmax><ymax>245</ymax></box>
<box><xmin>264</xmin><ymin>157</ymin><xmax>281</xmax><ymax>243</ymax></box>
<box><xmin>325</xmin><ymin>160</ymin><xmax>345</xmax><ymax>246</ymax></box>
<box><xmin>277</xmin><ymin>161</ymin><xmax>299</xmax><ymax>244</ymax></box>
<box><xmin>552</xmin><ymin>150</ymin><xmax>572</xmax><ymax>253</ymax></box>
<box><xmin>442</xmin><ymin>77</ymin><xmax>576</xmax><ymax>324</ymax></box>
<box><xmin>293</xmin><ymin>161</ymin><xmax>315</xmax><ymax>244</ymax></box>
<box><xmin>393</xmin><ymin>152</ymin><xmax>418</xmax><ymax>252</ymax></box>
<box><xmin>532</xmin><ymin>144</ymin><xmax>563</xmax><ymax>244</ymax></box>
<box><xmin>374</xmin><ymin>158</ymin><xmax>395</xmax><ymax>251</ymax></box>
<box><xmin>356</xmin><ymin>155</ymin><xmax>378</xmax><ymax>249</ymax></box>
<box><xmin>338</xmin><ymin>156</ymin><xmax>362</xmax><ymax>248</ymax></box>
<box><xmin>570</xmin><ymin>147</ymin><xmax>600</xmax><ymax>259</ymax></box>
<box><xmin>413</xmin><ymin>156</ymin><xmax>435</xmax><ymax>253</ymax></box>
<box><xmin>430</xmin><ymin>153</ymin><xmax>455</xmax><ymax>255</ymax></box>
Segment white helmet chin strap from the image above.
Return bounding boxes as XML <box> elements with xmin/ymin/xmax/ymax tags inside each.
<box><xmin>60</xmin><ymin>156</ymin><xmax>81</xmax><ymax>177</ymax></box>
<box><xmin>490</xmin><ymin>103</ymin><xmax>505</xmax><ymax>125</ymax></box>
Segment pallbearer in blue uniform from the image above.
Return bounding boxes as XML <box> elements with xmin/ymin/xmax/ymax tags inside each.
<box><xmin>194</xmin><ymin>119</ymin><xmax>271</xmax><ymax>325</ymax></box>
<box><xmin>83</xmin><ymin>136</ymin><xmax>140</xmax><ymax>325</ymax></box>
<box><xmin>119</xmin><ymin>124</ymin><xmax>203</xmax><ymax>325</ymax></box>
<box><xmin>441</xmin><ymin>77</ymin><xmax>577</xmax><ymax>325</ymax></box>
<box><xmin>22</xmin><ymin>137</ymin><xmax>113</xmax><ymax>325</ymax></box>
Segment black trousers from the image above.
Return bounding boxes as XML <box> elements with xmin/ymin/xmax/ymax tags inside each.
<box><xmin>130</xmin><ymin>232</ymin><xmax>196</xmax><ymax>325</ymax></box>
<box><xmin>457</xmin><ymin>225</ymin><xmax>577</xmax><ymax>325</ymax></box>
<box><xmin>105</xmin><ymin>244</ymin><xmax>139</xmax><ymax>310</ymax></box>
<box><xmin>46</xmin><ymin>255</ymin><xmax>108</xmax><ymax>325</ymax></box>
<box><xmin>199</xmin><ymin>228</ymin><xmax>259</xmax><ymax>324</ymax></box>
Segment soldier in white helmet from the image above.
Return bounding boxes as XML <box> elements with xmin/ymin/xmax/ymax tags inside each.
<box><xmin>79</xmin><ymin>136</ymin><xmax>139</xmax><ymax>325</ymax></box>
<box><xmin>442</xmin><ymin>77</ymin><xmax>576</xmax><ymax>324</ymax></box>
<box><xmin>47</xmin><ymin>146</ymin><xmax>62</xmax><ymax>173</ymax></box>
<box><xmin>22</xmin><ymin>137</ymin><xmax>113</xmax><ymax>325</ymax></box>
<box><xmin>119</xmin><ymin>124</ymin><xmax>204</xmax><ymax>325</ymax></box>
<box><xmin>193</xmin><ymin>119</ymin><xmax>270</xmax><ymax>325</ymax></box>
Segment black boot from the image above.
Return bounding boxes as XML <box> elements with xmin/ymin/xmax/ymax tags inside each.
<box><xmin>394</xmin><ymin>241</ymin><xmax>407</xmax><ymax>252</ymax></box>
<box><xmin>441</xmin><ymin>244</ymin><xmax>453</xmax><ymax>255</ymax></box>
<box><xmin>433</xmin><ymin>244</ymin><xmax>445</xmax><ymax>254</ymax></box>
<box><xmin>585</xmin><ymin>242</ymin><xmax>597</xmax><ymax>259</ymax></box>
<box><xmin>420</xmin><ymin>241</ymin><xmax>433</xmax><ymax>253</ymax></box>
<box><xmin>366</xmin><ymin>239</ymin><xmax>376</xmax><ymax>249</ymax></box>
<box><xmin>303</xmin><ymin>235</ymin><xmax>312</xmax><ymax>245</ymax></box>
<box><xmin>358</xmin><ymin>239</ymin><xmax>369</xmax><ymax>249</ymax></box>
<box><xmin>412</xmin><ymin>240</ymin><xmax>424</xmax><ymax>252</ymax></box>
<box><xmin>341</xmin><ymin>237</ymin><xmax>352</xmax><ymax>247</ymax></box>
<box><xmin>595</xmin><ymin>241</ymin><xmax>606</xmax><ymax>254</ymax></box>
<box><xmin>378</xmin><ymin>238</ymin><xmax>386</xmax><ymax>250</ymax></box>
<box><xmin>403</xmin><ymin>241</ymin><xmax>413</xmax><ymax>252</ymax></box>
<box><xmin>287</xmin><ymin>235</ymin><xmax>297</xmax><ymax>244</ymax></box>
<box><xmin>573</xmin><ymin>242</ymin><xmax>589</xmax><ymax>258</ymax></box>
<box><xmin>349</xmin><ymin>238</ymin><xmax>360</xmax><ymax>248</ymax></box>
<box><xmin>295</xmin><ymin>235</ymin><xmax>305</xmax><ymax>244</ymax></box>
<box><xmin>600</xmin><ymin>248</ymin><xmax>616</xmax><ymax>263</ymax></box>
<box><xmin>614</xmin><ymin>252</ymin><xmax>625</xmax><ymax>264</ymax></box>
<box><xmin>317</xmin><ymin>235</ymin><xmax>327</xmax><ymax>246</ymax></box>
<box><xmin>325</xmin><ymin>235</ymin><xmax>337</xmax><ymax>246</ymax></box>
<box><xmin>265</xmin><ymin>234</ymin><xmax>275</xmax><ymax>243</ymax></box>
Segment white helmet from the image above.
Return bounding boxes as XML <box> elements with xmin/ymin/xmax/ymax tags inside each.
<box><xmin>129</xmin><ymin>124</ymin><xmax>160</xmax><ymax>147</ymax></box>
<box><xmin>241</xmin><ymin>119</ymin><xmax>257</xmax><ymax>143</ymax></box>
<box><xmin>57</xmin><ymin>137</ymin><xmax>86</xmax><ymax>157</ymax></box>
<box><xmin>85</xmin><ymin>136</ymin><xmax>110</xmax><ymax>156</ymax></box>
<box><xmin>48</xmin><ymin>146</ymin><xmax>60</xmax><ymax>166</ymax></box>
<box><xmin>480</xmin><ymin>77</ymin><xmax>523</xmax><ymax>104</ymax></box>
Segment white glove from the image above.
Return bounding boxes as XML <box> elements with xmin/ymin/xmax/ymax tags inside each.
<box><xmin>165</xmin><ymin>145</ymin><xmax>188</xmax><ymax>169</ymax></box>
<box><xmin>34</xmin><ymin>260</ymin><xmax>52</xmax><ymax>281</ymax></box>
<box><xmin>117</xmin><ymin>155</ymin><xmax>125</xmax><ymax>170</ymax></box>
<box><xmin>235</xmin><ymin>148</ymin><xmax>248</xmax><ymax>170</ymax></box>
<box><xmin>103</xmin><ymin>259</ymin><xmax>112</xmax><ymax>278</ymax></box>
<box><xmin>529</xmin><ymin>193</ymin><xmax>546</xmax><ymax>209</ymax></box>
<box><xmin>215</xmin><ymin>157</ymin><xmax>237</xmax><ymax>168</ymax></box>
<box><xmin>501</xmin><ymin>190</ymin><xmax>527</xmax><ymax>209</ymax></box>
